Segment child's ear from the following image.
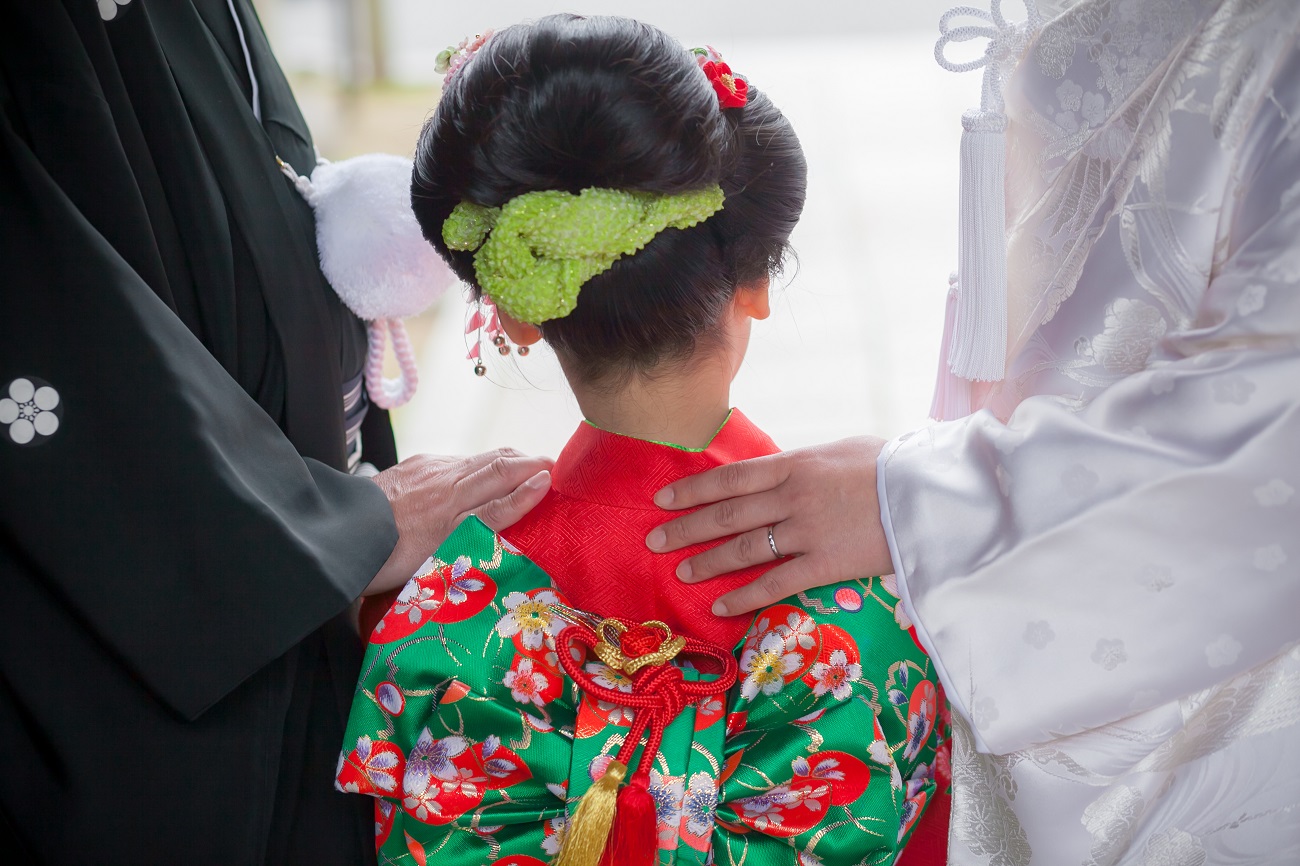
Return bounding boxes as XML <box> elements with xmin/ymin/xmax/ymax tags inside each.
<box><xmin>733</xmin><ymin>276</ymin><xmax>772</xmax><ymax>321</ymax></box>
<box><xmin>495</xmin><ymin>304</ymin><xmax>544</xmax><ymax>346</ymax></box>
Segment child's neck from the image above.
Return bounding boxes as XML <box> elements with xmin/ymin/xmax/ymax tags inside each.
<box><xmin>570</xmin><ymin>354</ymin><xmax>733</xmax><ymax>450</ymax></box>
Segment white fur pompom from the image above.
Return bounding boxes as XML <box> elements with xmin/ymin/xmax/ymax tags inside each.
<box><xmin>297</xmin><ymin>152</ymin><xmax>453</xmax><ymax>320</ymax></box>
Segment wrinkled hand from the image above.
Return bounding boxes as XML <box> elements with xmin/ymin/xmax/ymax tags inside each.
<box><xmin>645</xmin><ymin>436</ymin><xmax>891</xmax><ymax>616</ymax></box>
<box><xmin>364</xmin><ymin>449</ymin><xmax>553</xmax><ymax>596</ymax></box>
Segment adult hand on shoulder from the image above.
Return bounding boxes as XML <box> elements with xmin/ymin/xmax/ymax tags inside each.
<box><xmin>645</xmin><ymin>436</ymin><xmax>892</xmax><ymax>616</ymax></box>
<box><xmin>364</xmin><ymin>449</ymin><xmax>553</xmax><ymax>595</ymax></box>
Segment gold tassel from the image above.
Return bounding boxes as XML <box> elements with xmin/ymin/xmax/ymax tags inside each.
<box><xmin>553</xmin><ymin>759</ymin><xmax>627</xmax><ymax>866</ymax></box>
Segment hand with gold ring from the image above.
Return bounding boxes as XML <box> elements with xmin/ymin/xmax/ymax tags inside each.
<box><xmin>644</xmin><ymin>436</ymin><xmax>891</xmax><ymax>617</ymax></box>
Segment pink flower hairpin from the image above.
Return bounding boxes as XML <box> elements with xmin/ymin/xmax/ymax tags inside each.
<box><xmin>436</xmin><ymin>30</ymin><xmax>494</xmax><ymax>82</ymax></box>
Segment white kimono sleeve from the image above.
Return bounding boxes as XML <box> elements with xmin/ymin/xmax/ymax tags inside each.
<box><xmin>878</xmin><ymin>72</ymin><xmax>1300</xmax><ymax>758</ymax></box>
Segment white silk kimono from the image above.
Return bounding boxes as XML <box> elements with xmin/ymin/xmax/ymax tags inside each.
<box><xmin>878</xmin><ymin>0</ymin><xmax>1300</xmax><ymax>862</ymax></box>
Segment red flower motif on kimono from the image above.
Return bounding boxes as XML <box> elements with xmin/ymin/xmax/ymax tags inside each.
<box><xmin>898</xmin><ymin>787</ymin><xmax>929</xmax><ymax>842</ymax></box>
<box><xmin>371</xmin><ymin>556</ymin><xmax>497</xmax><ymax>644</ymax></box>
<box><xmin>475</xmin><ymin>734</ymin><xmax>533</xmax><ymax>789</ymax></box>
<box><xmin>791</xmin><ymin>751</ymin><xmax>871</xmax><ymax>807</ymax></box>
<box><xmin>693</xmin><ymin>693</ymin><xmax>726</xmax><ymax>731</ymax></box>
<box><xmin>803</xmin><ymin>623</ymin><xmax>862</xmax><ymax>700</ymax></box>
<box><xmin>934</xmin><ymin>739</ymin><xmax>952</xmax><ymax>788</ymax></box>
<box><xmin>807</xmin><ymin>649</ymin><xmax>862</xmax><ymax>701</ymax></box>
<box><xmin>731</xmin><ymin>749</ymin><xmax>872</xmax><ymax>838</ymax></box>
<box><xmin>375</xmin><ymin>681</ymin><xmax>405</xmax><ymax>716</ymax></box>
<box><xmin>503</xmin><ymin>656</ymin><xmax>556</xmax><ymax>708</ymax></box>
<box><xmin>405</xmin><ymin>729</ymin><xmax>468</xmax><ymax>787</ymax></box>
<box><xmin>402</xmin><ymin>730</ymin><xmax>472</xmax><ymax>823</ymax></box>
<box><xmin>401</xmin><ymin>730</ymin><xmax>531</xmax><ymax>825</ymax></box>
<box><xmin>903</xmin><ymin>680</ymin><xmax>938</xmax><ymax>763</ymax></box>
<box><xmin>336</xmin><ymin>735</ymin><xmax>405</xmax><ymax>796</ymax></box>
<box><xmin>734</xmin><ymin>780</ymin><xmax>828</xmax><ymax>837</ymax></box>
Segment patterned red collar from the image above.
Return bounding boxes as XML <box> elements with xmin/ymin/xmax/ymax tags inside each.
<box><xmin>500</xmin><ymin>408</ymin><xmax>782</xmax><ymax>649</ymax></box>
<box><xmin>550</xmin><ymin>409</ymin><xmax>780</xmax><ymax>509</ymax></box>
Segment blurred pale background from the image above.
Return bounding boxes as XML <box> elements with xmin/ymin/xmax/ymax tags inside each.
<box><xmin>253</xmin><ymin>0</ymin><xmax>974</xmax><ymax>458</ymax></box>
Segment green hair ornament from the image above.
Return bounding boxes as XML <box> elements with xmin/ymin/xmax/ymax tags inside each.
<box><xmin>442</xmin><ymin>186</ymin><xmax>725</xmax><ymax>324</ymax></box>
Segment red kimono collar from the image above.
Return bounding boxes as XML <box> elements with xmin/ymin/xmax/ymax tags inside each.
<box><xmin>550</xmin><ymin>409</ymin><xmax>780</xmax><ymax>509</ymax></box>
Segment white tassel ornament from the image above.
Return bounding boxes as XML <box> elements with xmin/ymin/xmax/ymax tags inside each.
<box><xmin>931</xmin><ymin>1</ymin><xmax>1042</xmax><ymax>418</ymax></box>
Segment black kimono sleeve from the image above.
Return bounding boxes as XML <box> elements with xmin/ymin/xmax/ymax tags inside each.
<box><xmin>0</xmin><ymin>104</ymin><xmax>397</xmax><ymax>721</ymax></box>
<box><xmin>0</xmin><ymin>0</ymin><xmax>400</xmax><ymax>720</ymax></box>
<box><xmin>0</xmin><ymin>3</ymin><xmax>405</xmax><ymax>860</ymax></box>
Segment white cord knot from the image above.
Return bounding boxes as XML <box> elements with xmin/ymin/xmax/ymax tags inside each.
<box><xmin>930</xmin><ymin>1</ymin><xmax>1042</xmax><ymax>408</ymax></box>
<box><xmin>936</xmin><ymin>1</ymin><xmax>1042</xmax><ymax>113</ymax></box>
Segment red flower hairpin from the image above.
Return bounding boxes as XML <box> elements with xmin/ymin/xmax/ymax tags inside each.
<box><xmin>692</xmin><ymin>46</ymin><xmax>748</xmax><ymax>109</ymax></box>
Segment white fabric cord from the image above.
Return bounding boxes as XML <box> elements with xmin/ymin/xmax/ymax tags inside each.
<box><xmin>225</xmin><ymin>0</ymin><xmax>261</xmax><ymax>122</ymax></box>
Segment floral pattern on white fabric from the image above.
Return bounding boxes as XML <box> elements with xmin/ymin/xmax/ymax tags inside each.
<box><xmin>887</xmin><ymin>2</ymin><xmax>1300</xmax><ymax>863</ymax></box>
<box><xmin>1090</xmin><ymin>638</ymin><xmax>1127</xmax><ymax>671</ymax></box>
<box><xmin>1023</xmin><ymin>621</ymin><xmax>1054</xmax><ymax>649</ymax></box>
<box><xmin>1253</xmin><ymin>479</ymin><xmax>1294</xmax><ymax>507</ymax></box>
<box><xmin>1253</xmin><ymin>545</ymin><xmax>1286</xmax><ymax>572</ymax></box>
<box><xmin>1204</xmin><ymin>634</ymin><xmax>1242</xmax><ymax>669</ymax></box>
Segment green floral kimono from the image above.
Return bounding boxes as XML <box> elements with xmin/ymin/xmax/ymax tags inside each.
<box><xmin>338</xmin><ymin>519</ymin><xmax>944</xmax><ymax>865</ymax></box>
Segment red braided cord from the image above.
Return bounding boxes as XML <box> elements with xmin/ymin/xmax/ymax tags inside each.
<box><xmin>556</xmin><ymin>624</ymin><xmax>739</xmax><ymax>785</ymax></box>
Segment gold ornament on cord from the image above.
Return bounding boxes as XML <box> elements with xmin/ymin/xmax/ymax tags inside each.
<box><xmin>593</xmin><ymin>619</ymin><xmax>687</xmax><ymax>675</ymax></box>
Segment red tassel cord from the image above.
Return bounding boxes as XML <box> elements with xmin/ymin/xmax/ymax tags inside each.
<box><xmin>555</xmin><ymin>619</ymin><xmax>738</xmax><ymax>866</ymax></box>
<box><xmin>605</xmin><ymin>775</ymin><xmax>657</xmax><ymax>866</ymax></box>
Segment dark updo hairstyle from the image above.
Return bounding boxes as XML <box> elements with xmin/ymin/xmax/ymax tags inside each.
<box><xmin>412</xmin><ymin>14</ymin><xmax>807</xmax><ymax>384</ymax></box>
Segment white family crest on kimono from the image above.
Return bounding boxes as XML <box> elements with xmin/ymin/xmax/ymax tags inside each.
<box><xmin>881</xmin><ymin>0</ymin><xmax>1300</xmax><ymax>862</ymax></box>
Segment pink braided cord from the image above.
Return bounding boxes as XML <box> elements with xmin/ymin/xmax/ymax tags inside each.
<box><xmin>365</xmin><ymin>318</ymin><xmax>419</xmax><ymax>409</ymax></box>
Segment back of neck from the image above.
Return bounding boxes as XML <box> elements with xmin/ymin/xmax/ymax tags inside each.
<box><xmin>569</xmin><ymin>355</ymin><xmax>732</xmax><ymax>450</ymax></box>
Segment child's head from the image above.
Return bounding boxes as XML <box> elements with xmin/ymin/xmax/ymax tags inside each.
<box><xmin>413</xmin><ymin>14</ymin><xmax>807</xmax><ymax>388</ymax></box>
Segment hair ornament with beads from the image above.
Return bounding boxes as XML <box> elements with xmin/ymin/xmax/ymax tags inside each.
<box><xmin>435</xmin><ymin>29</ymin><xmax>494</xmax><ymax>81</ymax></box>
